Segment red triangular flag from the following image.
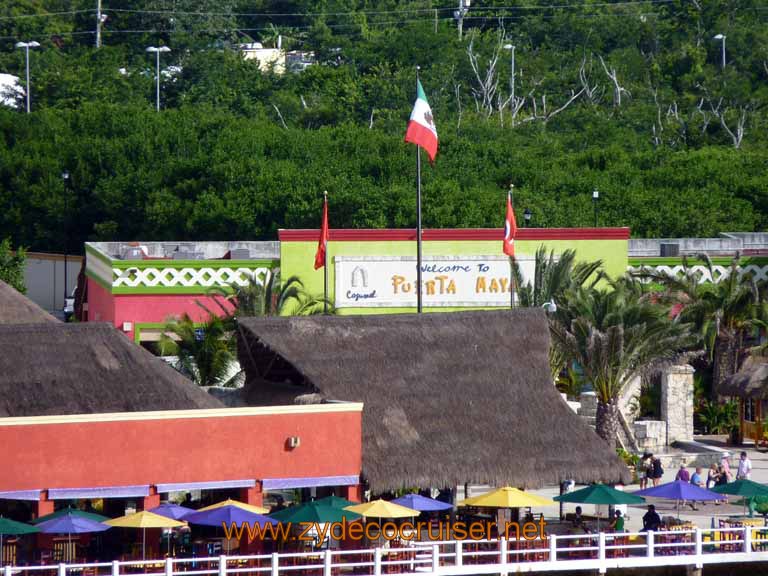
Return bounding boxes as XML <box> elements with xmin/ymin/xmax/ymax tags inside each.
<box><xmin>314</xmin><ymin>195</ymin><xmax>329</xmax><ymax>270</ymax></box>
<box><xmin>502</xmin><ymin>192</ymin><xmax>517</xmax><ymax>257</ymax></box>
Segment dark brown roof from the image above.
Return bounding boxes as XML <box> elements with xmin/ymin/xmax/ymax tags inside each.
<box><xmin>0</xmin><ymin>280</ymin><xmax>57</xmax><ymax>324</ymax></box>
<box><xmin>237</xmin><ymin>310</ymin><xmax>630</xmax><ymax>491</ymax></box>
<box><xmin>721</xmin><ymin>356</ymin><xmax>768</xmax><ymax>398</ymax></box>
<box><xmin>0</xmin><ymin>323</ymin><xmax>223</xmax><ymax>417</ymax></box>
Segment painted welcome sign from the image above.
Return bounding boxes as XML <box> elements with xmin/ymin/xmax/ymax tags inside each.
<box><xmin>334</xmin><ymin>256</ymin><xmax>535</xmax><ymax>308</ymax></box>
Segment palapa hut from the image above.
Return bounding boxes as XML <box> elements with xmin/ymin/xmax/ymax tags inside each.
<box><xmin>0</xmin><ymin>322</ymin><xmax>222</xmax><ymax>417</ymax></box>
<box><xmin>721</xmin><ymin>354</ymin><xmax>768</xmax><ymax>445</ymax></box>
<box><xmin>237</xmin><ymin>309</ymin><xmax>630</xmax><ymax>492</ymax></box>
<box><xmin>0</xmin><ymin>280</ymin><xmax>58</xmax><ymax>324</ymax></box>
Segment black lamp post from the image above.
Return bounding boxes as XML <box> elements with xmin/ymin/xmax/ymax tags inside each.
<box><xmin>592</xmin><ymin>188</ymin><xmax>599</xmax><ymax>227</ymax></box>
<box><xmin>61</xmin><ymin>170</ymin><xmax>70</xmax><ymax>312</ymax></box>
<box><xmin>523</xmin><ymin>208</ymin><xmax>532</xmax><ymax>228</ymax></box>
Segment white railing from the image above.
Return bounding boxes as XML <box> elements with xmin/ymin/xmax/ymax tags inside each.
<box><xmin>3</xmin><ymin>526</ymin><xmax>768</xmax><ymax>576</ymax></box>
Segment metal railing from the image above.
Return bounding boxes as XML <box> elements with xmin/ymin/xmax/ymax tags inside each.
<box><xmin>3</xmin><ymin>526</ymin><xmax>768</xmax><ymax>576</ymax></box>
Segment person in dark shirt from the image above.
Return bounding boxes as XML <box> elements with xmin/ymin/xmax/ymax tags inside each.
<box><xmin>642</xmin><ymin>505</ymin><xmax>662</xmax><ymax>532</ymax></box>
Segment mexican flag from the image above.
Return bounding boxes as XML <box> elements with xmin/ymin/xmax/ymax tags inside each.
<box><xmin>404</xmin><ymin>79</ymin><xmax>438</xmax><ymax>163</ymax></box>
<box><xmin>314</xmin><ymin>194</ymin><xmax>329</xmax><ymax>270</ymax></box>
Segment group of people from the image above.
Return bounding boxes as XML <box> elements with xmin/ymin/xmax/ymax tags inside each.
<box><xmin>637</xmin><ymin>454</ymin><xmax>665</xmax><ymax>488</ymax></box>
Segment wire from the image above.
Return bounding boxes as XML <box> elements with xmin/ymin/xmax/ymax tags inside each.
<box><xmin>0</xmin><ymin>9</ymin><xmax>93</xmax><ymax>21</ymax></box>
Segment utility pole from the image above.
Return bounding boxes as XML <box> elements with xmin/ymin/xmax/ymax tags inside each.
<box><xmin>503</xmin><ymin>44</ymin><xmax>515</xmax><ymax>107</ymax></box>
<box><xmin>434</xmin><ymin>9</ymin><xmax>438</xmax><ymax>34</ymax></box>
<box><xmin>96</xmin><ymin>0</ymin><xmax>103</xmax><ymax>48</ymax></box>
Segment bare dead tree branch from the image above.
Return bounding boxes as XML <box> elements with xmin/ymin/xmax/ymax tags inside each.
<box><xmin>579</xmin><ymin>54</ymin><xmax>602</xmax><ymax>104</ymax></box>
<box><xmin>271</xmin><ymin>104</ymin><xmax>288</xmax><ymax>129</ymax></box>
<box><xmin>598</xmin><ymin>54</ymin><xmax>630</xmax><ymax>107</ymax></box>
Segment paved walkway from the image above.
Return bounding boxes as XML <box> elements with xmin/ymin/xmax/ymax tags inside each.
<box><xmin>528</xmin><ymin>440</ymin><xmax>768</xmax><ymax>532</ymax></box>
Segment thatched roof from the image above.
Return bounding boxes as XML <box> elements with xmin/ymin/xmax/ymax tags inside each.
<box><xmin>721</xmin><ymin>356</ymin><xmax>768</xmax><ymax>398</ymax></box>
<box><xmin>0</xmin><ymin>323</ymin><xmax>223</xmax><ymax>417</ymax></box>
<box><xmin>237</xmin><ymin>310</ymin><xmax>630</xmax><ymax>492</ymax></box>
<box><xmin>0</xmin><ymin>280</ymin><xmax>57</xmax><ymax>324</ymax></box>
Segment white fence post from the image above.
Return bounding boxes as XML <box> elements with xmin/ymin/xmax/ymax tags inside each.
<box><xmin>455</xmin><ymin>540</ymin><xmax>463</xmax><ymax>567</ymax></box>
<box><xmin>499</xmin><ymin>538</ymin><xmax>507</xmax><ymax>565</ymax></box>
<box><xmin>112</xmin><ymin>559</ymin><xmax>120</xmax><ymax>576</ymax></box>
<box><xmin>219</xmin><ymin>555</ymin><xmax>227</xmax><ymax>576</ymax></box>
<box><xmin>647</xmin><ymin>531</ymin><xmax>655</xmax><ymax>558</ymax></box>
<box><xmin>271</xmin><ymin>552</ymin><xmax>279</xmax><ymax>576</ymax></box>
<box><xmin>745</xmin><ymin>526</ymin><xmax>753</xmax><ymax>555</ymax></box>
<box><xmin>58</xmin><ymin>562</ymin><xmax>66</xmax><ymax>576</ymax></box>
<box><xmin>431</xmin><ymin>544</ymin><xmax>440</xmax><ymax>572</ymax></box>
<box><xmin>549</xmin><ymin>535</ymin><xmax>557</xmax><ymax>562</ymax></box>
<box><xmin>165</xmin><ymin>557</ymin><xmax>173</xmax><ymax>576</ymax></box>
<box><xmin>374</xmin><ymin>548</ymin><xmax>382</xmax><ymax>576</ymax></box>
<box><xmin>323</xmin><ymin>549</ymin><xmax>332</xmax><ymax>576</ymax></box>
<box><xmin>695</xmin><ymin>529</ymin><xmax>704</xmax><ymax>569</ymax></box>
<box><xmin>598</xmin><ymin>532</ymin><xmax>606</xmax><ymax>562</ymax></box>
<box><xmin>5</xmin><ymin>565</ymin><xmax>13</xmax><ymax>576</ymax></box>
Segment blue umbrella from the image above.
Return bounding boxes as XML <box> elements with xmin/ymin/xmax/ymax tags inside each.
<box><xmin>185</xmin><ymin>506</ymin><xmax>278</xmax><ymax>552</ymax></box>
<box><xmin>634</xmin><ymin>480</ymin><xmax>725</xmax><ymax>517</ymax></box>
<box><xmin>150</xmin><ymin>503</ymin><xmax>195</xmax><ymax>520</ymax></box>
<box><xmin>391</xmin><ymin>494</ymin><xmax>453</xmax><ymax>512</ymax></box>
<box><xmin>36</xmin><ymin>513</ymin><xmax>110</xmax><ymax>562</ymax></box>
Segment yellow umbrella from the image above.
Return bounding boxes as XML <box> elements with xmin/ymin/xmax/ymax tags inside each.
<box><xmin>106</xmin><ymin>511</ymin><xmax>185</xmax><ymax>560</ymax></box>
<box><xmin>197</xmin><ymin>498</ymin><xmax>269</xmax><ymax>514</ymax></box>
<box><xmin>458</xmin><ymin>487</ymin><xmax>555</xmax><ymax>508</ymax></box>
<box><xmin>344</xmin><ymin>499</ymin><xmax>420</xmax><ymax>518</ymax></box>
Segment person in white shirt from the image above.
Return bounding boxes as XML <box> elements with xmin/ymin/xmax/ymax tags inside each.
<box><xmin>737</xmin><ymin>451</ymin><xmax>752</xmax><ymax>480</ymax></box>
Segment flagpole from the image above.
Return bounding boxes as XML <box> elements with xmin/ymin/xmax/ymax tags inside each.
<box><xmin>416</xmin><ymin>66</ymin><xmax>423</xmax><ymax>314</ymax></box>
<box><xmin>509</xmin><ymin>183</ymin><xmax>515</xmax><ymax>310</ymax></box>
<box><xmin>323</xmin><ymin>190</ymin><xmax>329</xmax><ymax>315</ymax></box>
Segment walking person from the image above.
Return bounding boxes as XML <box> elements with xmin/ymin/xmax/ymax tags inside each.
<box><xmin>675</xmin><ymin>463</ymin><xmax>696</xmax><ymax>510</ymax></box>
<box><xmin>639</xmin><ymin>453</ymin><xmax>652</xmax><ymax>490</ymax></box>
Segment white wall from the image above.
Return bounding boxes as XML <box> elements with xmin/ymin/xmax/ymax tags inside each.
<box><xmin>24</xmin><ymin>253</ymin><xmax>82</xmax><ymax>313</ymax></box>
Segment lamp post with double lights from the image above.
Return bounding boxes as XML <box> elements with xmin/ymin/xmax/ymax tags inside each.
<box><xmin>15</xmin><ymin>41</ymin><xmax>40</xmax><ymax>113</ymax></box>
<box><xmin>503</xmin><ymin>43</ymin><xmax>515</xmax><ymax>105</ymax></box>
<box><xmin>146</xmin><ymin>46</ymin><xmax>171</xmax><ymax>111</ymax></box>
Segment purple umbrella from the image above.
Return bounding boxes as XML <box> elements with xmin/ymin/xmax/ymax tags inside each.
<box><xmin>391</xmin><ymin>494</ymin><xmax>453</xmax><ymax>512</ymax></box>
<box><xmin>634</xmin><ymin>480</ymin><xmax>725</xmax><ymax>517</ymax></box>
<box><xmin>36</xmin><ymin>513</ymin><xmax>111</xmax><ymax>561</ymax></box>
<box><xmin>184</xmin><ymin>506</ymin><xmax>278</xmax><ymax>553</ymax></box>
<box><xmin>150</xmin><ymin>503</ymin><xmax>195</xmax><ymax>520</ymax></box>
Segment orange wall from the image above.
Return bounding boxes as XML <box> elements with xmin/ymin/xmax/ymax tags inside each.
<box><xmin>0</xmin><ymin>410</ymin><xmax>361</xmax><ymax>491</ymax></box>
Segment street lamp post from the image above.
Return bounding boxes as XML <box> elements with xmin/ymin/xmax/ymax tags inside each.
<box><xmin>61</xmin><ymin>170</ymin><xmax>70</xmax><ymax>312</ymax></box>
<box><xmin>146</xmin><ymin>46</ymin><xmax>171</xmax><ymax>111</ymax></box>
<box><xmin>523</xmin><ymin>208</ymin><xmax>532</xmax><ymax>228</ymax></box>
<box><xmin>503</xmin><ymin>43</ymin><xmax>515</xmax><ymax>105</ymax></box>
<box><xmin>713</xmin><ymin>34</ymin><xmax>726</xmax><ymax>69</ymax></box>
<box><xmin>592</xmin><ymin>188</ymin><xmax>600</xmax><ymax>227</ymax></box>
<box><xmin>15</xmin><ymin>41</ymin><xmax>40</xmax><ymax>114</ymax></box>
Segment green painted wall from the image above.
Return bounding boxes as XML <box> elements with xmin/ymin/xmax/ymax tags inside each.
<box><xmin>282</xmin><ymin>237</ymin><xmax>628</xmax><ymax>315</ymax></box>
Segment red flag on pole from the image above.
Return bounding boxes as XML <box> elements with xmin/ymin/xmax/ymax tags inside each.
<box><xmin>314</xmin><ymin>193</ymin><xmax>329</xmax><ymax>270</ymax></box>
<box><xmin>502</xmin><ymin>191</ymin><xmax>517</xmax><ymax>257</ymax></box>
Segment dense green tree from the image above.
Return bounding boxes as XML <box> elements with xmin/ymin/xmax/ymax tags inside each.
<box><xmin>0</xmin><ymin>238</ymin><xmax>26</xmax><ymax>293</ymax></box>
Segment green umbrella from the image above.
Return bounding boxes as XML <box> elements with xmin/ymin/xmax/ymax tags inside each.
<box><xmin>314</xmin><ymin>495</ymin><xmax>357</xmax><ymax>509</ymax></box>
<box><xmin>712</xmin><ymin>479</ymin><xmax>768</xmax><ymax>516</ymax></box>
<box><xmin>0</xmin><ymin>517</ymin><xmax>38</xmax><ymax>567</ymax></box>
<box><xmin>32</xmin><ymin>507</ymin><xmax>109</xmax><ymax>524</ymax></box>
<box><xmin>554</xmin><ymin>484</ymin><xmax>646</xmax><ymax>505</ymax></box>
<box><xmin>554</xmin><ymin>484</ymin><xmax>645</xmax><ymax>531</ymax></box>
<box><xmin>271</xmin><ymin>501</ymin><xmax>361</xmax><ymax>524</ymax></box>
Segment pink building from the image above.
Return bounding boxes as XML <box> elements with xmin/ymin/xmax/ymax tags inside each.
<box><xmin>83</xmin><ymin>241</ymin><xmax>279</xmax><ymax>344</ymax></box>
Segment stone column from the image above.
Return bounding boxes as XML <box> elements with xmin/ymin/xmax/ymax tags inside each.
<box><xmin>240</xmin><ymin>481</ymin><xmax>264</xmax><ymax>507</ymax></box>
<box><xmin>661</xmin><ymin>364</ymin><xmax>694</xmax><ymax>445</ymax></box>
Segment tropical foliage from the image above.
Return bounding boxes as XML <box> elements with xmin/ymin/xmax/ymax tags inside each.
<box><xmin>0</xmin><ymin>1</ymin><xmax>767</xmax><ymax>254</ymax></box>
<box><xmin>159</xmin><ymin>313</ymin><xmax>238</xmax><ymax>387</ymax></box>
<box><xmin>549</xmin><ymin>278</ymin><xmax>695</xmax><ymax>446</ymax></box>
<box><xmin>0</xmin><ymin>238</ymin><xmax>26</xmax><ymax>293</ymax></box>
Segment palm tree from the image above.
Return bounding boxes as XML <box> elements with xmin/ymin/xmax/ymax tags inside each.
<box><xmin>159</xmin><ymin>313</ymin><xmax>236</xmax><ymax>387</ymax></box>
<box><xmin>550</xmin><ymin>280</ymin><xmax>695</xmax><ymax>447</ymax></box>
<box><xmin>511</xmin><ymin>246</ymin><xmax>603</xmax><ymax>379</ymax></box>
<box><xmin>633</xmin><ymin>254</ymin><xmax>760</xmax><ymax>397</ymax></box>
<box><xmin>208</xmin><ymin>268</ymin><xmax>332</xmax><ymax>320</ymax></box>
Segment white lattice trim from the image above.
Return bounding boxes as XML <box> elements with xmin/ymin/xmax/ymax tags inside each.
<box><xmin>112</xmin><ymin>267</ymin><xmax>271</xmax><ymax>288</ymax></box>
<box><xmin>627</xmin><ymin>264</ymin><xmax>768</xmax><ymax>284</ymax></box>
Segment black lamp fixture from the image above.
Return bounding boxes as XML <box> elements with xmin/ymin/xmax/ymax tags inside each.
<box><xmin>523</xmin><ymin>208</ymin><xmax>532</xmax><ymax>227</ymax></box>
